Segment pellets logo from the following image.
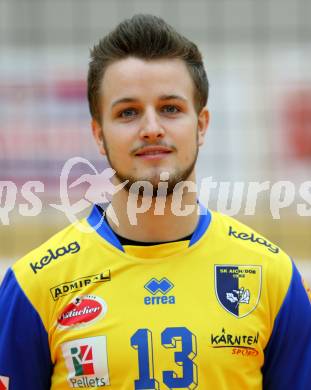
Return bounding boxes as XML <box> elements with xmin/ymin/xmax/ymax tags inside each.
<box><xmin>57</xmin><ymin>295</ymin><xmax>107</xmax><ymax>329</ymax></box>
<box><xmin>0</xmin><ymin>377</ymin><xmax>9</xmax><ymax>390</ymax></box>
<box><xmin>62</xmin><ymin>336</ymin><xmax>110</xmax><ymax>387</ymax></box>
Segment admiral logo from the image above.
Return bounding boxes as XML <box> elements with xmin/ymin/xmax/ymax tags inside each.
<box><xmin>62</xmin><ymin>336</ymin><xmax>109</xmax><ymax>387</ymax></box>
<box><xmin>50</xmin><ymin>271</ymin><xmax>111</xmax><ymax>300</ymax></box>
<box><xmin>30</xmin><ymin>241</ymin><xmax>80</xmax><ymax>274</ymax></box>
<box><xmin>144</xmin><ymin>278</ymin><xmax>175</xmax><ymax>305</ymax></box>
<box><xmin>229</xmin><ymin>226</ymin><xmax>279</xmax><ymax>254</ymax></box>
<box><xmin>58</xmin><ymin>295</ymin><xmax>107</xmax><ymax>329</ymax></box>
<box><xmin>0</xmin><ymin>377</ymin><xmax>9</xmax><ymax>390</ymax></box>
<box><xmin>211</xmin><ymin>328</ymin><xmax>259</xmax><ymax>357</ymax></box>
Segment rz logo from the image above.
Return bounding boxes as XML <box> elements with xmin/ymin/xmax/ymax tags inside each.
<box><xmin>70</xmin><ymin>345</ymin><xmax>95</xmax><ymax>376</ymax></box>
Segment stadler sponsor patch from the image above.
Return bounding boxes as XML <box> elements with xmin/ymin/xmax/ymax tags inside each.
<box><xmin>215</xmin><ymin>265</ymin><xmax>262</xmax><ymax>318</ymax></box>
<box><xmin>62</xmin><ymin>336</ymin><xmax>109</xmax><ymax>388</ymax></box>
<box><xmin>57</xmin><ymin>295</ymin><xmax>107</xmax><ymax>329</ymax></box>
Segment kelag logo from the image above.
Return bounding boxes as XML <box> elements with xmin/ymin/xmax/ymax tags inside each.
<box><xmin>144</xmin><ymin>277</ymin><xmax>175</xmax><ymax>305</ymax></box>
<box><xmin>228</xmin><ymin>226</ymin><xmax>279</xmax><ymax>254</ymax></box>
<box><xmin>62</xmin><ymin>336</ymin><xmax>110</xmax><ymax>388</ymax></box>
<box><xmin>29</xmin><ymin>241</ymin><xmax>80</xmax><ymax>274</ymax></box>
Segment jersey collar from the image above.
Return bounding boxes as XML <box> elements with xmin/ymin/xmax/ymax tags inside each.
<box><xmin>87</xmin><ymin>202</ymin><xmax>212</xmax><ymax>252</ymax></box>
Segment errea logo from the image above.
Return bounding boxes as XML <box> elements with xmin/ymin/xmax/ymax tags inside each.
<box><xmin>29</xmin><ymin>241</ymin><xmax>80</xmax><ymax>274</ymax></box>
<box><xmin>144</xmin><ymin>278</ymin><xmax>175</xmax><ymax>305</ymax></box>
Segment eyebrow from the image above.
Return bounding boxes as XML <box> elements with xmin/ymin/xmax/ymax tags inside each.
<box><xmin>111</xmin><ymin>94</ymin><xmax>188</xmax><ymax>108</ymax></box>
<box><xmin>111</xmin><ymin>97</ymin><xmax>137</xmax><ymax>108</ymax></box>
<box><xmin>159</xmin><ymin>94</ymin><xmax>188</xmax><ymax>102</ymax></box>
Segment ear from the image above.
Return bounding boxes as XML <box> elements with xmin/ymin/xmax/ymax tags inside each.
<box><xmin>197</xmin><ymin>107</ymin><xmax>210</xmax><ymax>146</ymax></box>
<box><xmin>91</xmin><ymin>119</ymin><xmax>107</xmax><ymax>156</ymax></box>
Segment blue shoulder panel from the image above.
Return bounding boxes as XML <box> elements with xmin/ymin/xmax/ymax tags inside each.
<box><xmin>87</xmin><ymin>204</ymin><xmax>124</xmax><ymax>251</ymax></box>
<box><xmin>189</xmin><ymin>203</ymin><xmax>212</xmax><ymax>247</ymax></box>
<box><xmin>262</xmin><ymin>261</ymin><xmax>311</xmax><ymax>389</ymax></box>
<box><xmin>0</xmin><ymin>268</ymin><xmax>52</xmax><ymax>389</ymax></box>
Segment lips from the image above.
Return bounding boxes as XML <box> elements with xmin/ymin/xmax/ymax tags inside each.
<box><xmin>135</xmin><ymin>146</ymin><xmax>172</xmax><ymax>156</ymax></box>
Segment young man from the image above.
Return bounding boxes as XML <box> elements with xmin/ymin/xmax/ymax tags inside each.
<box><xmin>0</xmin><ymin>14</ymin><xmax>310</xmax><ymax>390</ymax></box>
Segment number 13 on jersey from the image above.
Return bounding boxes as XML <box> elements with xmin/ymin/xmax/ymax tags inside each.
<box><xmin>130</xmin><ymin>326</ymin><xmax>198</xmax><ymax>389</ymax></box>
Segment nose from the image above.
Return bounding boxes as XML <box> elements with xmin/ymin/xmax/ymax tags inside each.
<box><xmin>139</xmin><ymin>107</ymin><xmax>165</xmax><ymax>141</ymax></box>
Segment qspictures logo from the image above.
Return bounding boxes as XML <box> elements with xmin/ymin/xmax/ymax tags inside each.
<box><xmin>62</xmin><ymin>336</ymin><xmax>109</xmax><ymax>388</ymax></box>
<box><xmin>2</xmin><ymin>157</ymin><xmax>311</xmax><ymax>228</ymax></box>
<box><xmin>29</xmin><ymin>241</ymin><xmax>80</xmax><ymax>274</ymax></box>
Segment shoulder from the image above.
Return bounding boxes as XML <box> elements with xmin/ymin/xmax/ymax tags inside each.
<box><xmin>207</xmin><ymin>211</ymin><xmax>305</xmax><ymax>328</ymax></box>
<box><xmin>4</xmin><ymin>219</ymin><xmax>91</xmax><ymax>325</ymax></box>
<box><xmin>12</xmin><ymin>221</ymin><xmax>84</xmax><ymax>279</ymax></box>
<box><xmin>209</xmin><ymin>210</ymin><xmax>293</xmax><ymax>296</ymax></box>
<box><xmin>9</xmin><ymin>218</ymin><xmax>94</xmax><ymax>310</ymax></box>
<box><xmin>210</xmin><ymin>210</ymin><xmax>287</xmax><ymax>259</ymax></box>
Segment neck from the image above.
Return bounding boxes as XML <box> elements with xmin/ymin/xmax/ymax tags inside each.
<box><xmin>106</xmin><ymin>173</ymin><xmax>199</xmax><ymax>242</ymax></box>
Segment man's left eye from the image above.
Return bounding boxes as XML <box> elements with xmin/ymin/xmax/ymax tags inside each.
<box><xmin>162</xmin><ymin>105</ymin><xmax>180</xmax><ymax>114</ymax></box>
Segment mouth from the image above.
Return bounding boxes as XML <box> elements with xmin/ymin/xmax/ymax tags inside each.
<box><xmin>135</xmin><ymin>146</ymin><xmax>173</xmax><ymax>160</ymax></box>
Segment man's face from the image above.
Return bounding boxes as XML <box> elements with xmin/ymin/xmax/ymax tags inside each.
<box><xmin>92</xmin><ymin>57</ymin><xmax>209</xmax><ymax>194</ymax></box>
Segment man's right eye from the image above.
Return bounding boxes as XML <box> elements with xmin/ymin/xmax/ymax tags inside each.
<box><xmin>119</xmin><ymin>108</ymin><xmax>138</xmax><ymax>118</ymax></box>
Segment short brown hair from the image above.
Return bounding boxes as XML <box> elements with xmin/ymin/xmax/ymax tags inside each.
<box><xmin>87</xmin><ymin>14</ymin><xmax>209</xmax><ymax>123</ymax></box>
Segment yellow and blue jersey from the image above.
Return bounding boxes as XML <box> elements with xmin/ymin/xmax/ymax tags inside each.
<box><xmin>0</xmin><ymin>204</ymin><xmax>310</xmax><ymax>389</ymax></box>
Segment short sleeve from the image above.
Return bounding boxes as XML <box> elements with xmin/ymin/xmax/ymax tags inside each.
<box><xmin>0</xmin><ymin>268</ymin><xmax>53</xmax><ymax>389</ymax></box>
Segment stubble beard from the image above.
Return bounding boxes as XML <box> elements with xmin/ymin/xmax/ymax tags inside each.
<box><xmin>102</xmin><ymin>135</ymin><xmax>199</xmax><ymax>198</ymax></box>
